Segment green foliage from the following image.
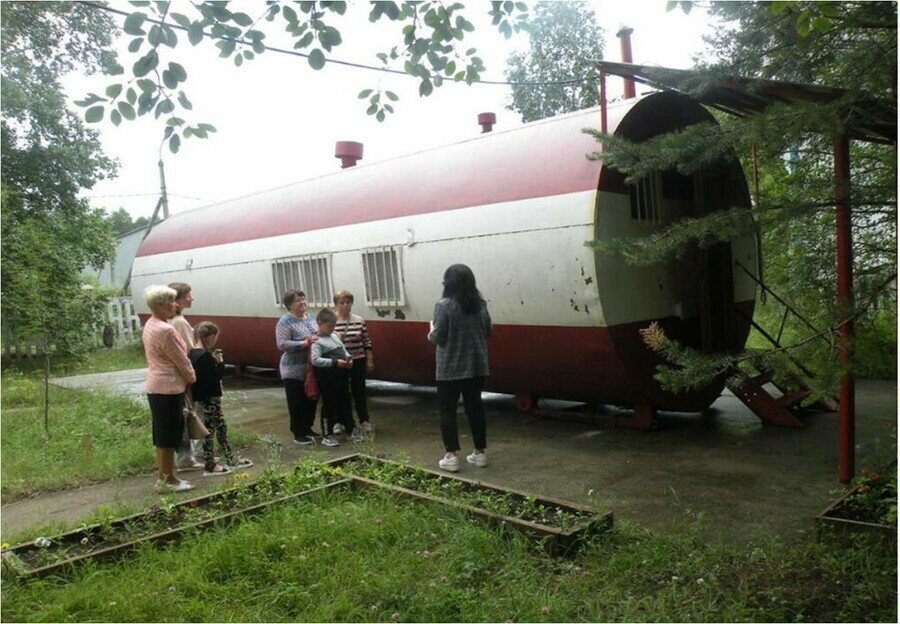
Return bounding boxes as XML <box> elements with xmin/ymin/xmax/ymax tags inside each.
<box><xmin>504</xmin><ymin>1</ymin><xmax>604</xmax><ymax>122</ymax></box>
<box><xmin>104</xmin><ymin>207</ymin><xmax>151</xmax><ymax>237</ymax></box>
<box><xmin>0</xmin><ymin>371</ymin><xmax>154</xmax><ymax>500</ymax></box>
<box><xmin>0</xmin><ymin>365</ymin><xmax>257</xmax><ymax>500</ymax></box>
<box><xmin>591</xmin><ymin>2</ymin><xmax>896</xmax><ymax>389</ymax></box>
<box><xmin>1</xmin><ymin>2</ymin><xmax>119</xmax><ymax>366</ymax></box>
<box><xmin>75</xmin><ymin>1</ymin><xmax>529</xmax><ymax>147</ymax></box>
<box><xmin>1</xmin><ymin>490</ymin><xmax>895</xmax><ymax>622</ymax></box>
<box><xmin>587</xmin><ymin>207</ymin><xmax>757</xmax><ymax>265</ymax></box>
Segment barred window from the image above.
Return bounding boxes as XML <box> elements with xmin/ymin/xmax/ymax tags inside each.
<box><xmin>629</xmin><ymin>171</ymin><xmax>663</xmax><ymax>224</ymax></box>
<box><xmin>361</xmin><ymin>246</ymin><xmax>405</xmax><ymax>307</ymax></box>
<box><xmin>271</xmin><ymin>254</ymin><xmax>332</xmax><ymax>307</ymax></box>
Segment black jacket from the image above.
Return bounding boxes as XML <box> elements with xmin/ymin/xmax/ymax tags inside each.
<box><xmin>189</xmin><ymin>348</ymin><xmax>224</xmax><ymax>402</ymax></box>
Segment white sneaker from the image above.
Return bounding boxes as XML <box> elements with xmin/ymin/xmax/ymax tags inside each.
<box><xmin>466</xmin><ymin>452</ymin><xmax>488</xmax><ymax>468</ymax></box>
<box><xmin>438</xmin><ymin>455</ymin><xmax>460</xmax><ymax>472</ymax></box>
<box><xmin>322</xmin><ymin>435</ymin><xmax>340</xmax><ymax>447</ymax></box>
<box><xmin>333</xmin><ymin>423</ymin><xmax>344</xmax><ymax>435</ymax></box>
<box><xmin>360</xmin><ymin>421</ymin><xmax>375</xmax><ymax>433</ymax></box>
<box><xmin>155</xmin><ymin>479</ymin><xmax>195</xmax><ymax>493</ymax></box>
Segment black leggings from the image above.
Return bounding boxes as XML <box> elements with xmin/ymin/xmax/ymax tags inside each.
<box><xmin>283</xmin><ymin>378</ymin><xmax>318</xmax><ymax>438</ymax></box>
<box><xmin>348</xmin><ymin>357</ymin><xmax>370</xmax><ymax>423</ymax></box>
<box><xmin>436</xmin><ymin>377</ymin><xmax>486</xmax><ymax>453</ymax></box>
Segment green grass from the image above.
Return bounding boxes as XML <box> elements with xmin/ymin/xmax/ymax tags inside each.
<box><xmin>0</xmin><ymin>342</ymin><xmax>148</xmax><ymax>377</ymax></box>
<box><xmin>1</xmin><ymin>346</ymin><xmax>895</xmax><ymax>621</ymax></box>
<box><xmin>1</xmin><ymin>488</ymin><xmax>895</xmax><ymax>622</ymax></box>
<box><xmin>1</xmin><ymin>346</ymin><xmax>255</xmax><ymax>500</ymax></box>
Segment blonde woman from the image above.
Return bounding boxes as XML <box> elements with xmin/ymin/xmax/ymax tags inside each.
<box><xmin>142</xmin><ymin>285</ymin><xmax>197</xmax><ymax>493</ymax></box>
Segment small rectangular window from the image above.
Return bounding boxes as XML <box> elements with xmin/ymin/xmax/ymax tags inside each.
<box><xmin>361</xmin><ymin>246</ymin><xmax>405</xmax><ymax>307</ymax></box>
<box><xmin>629</xmin><ymin>171</ymin><xmax>662</xmax><ymax>224</ymax></box>
<box><xmin>271</xmin><ymin>254</ymin><xmax>332</xmax><ymax>307</ymax></box>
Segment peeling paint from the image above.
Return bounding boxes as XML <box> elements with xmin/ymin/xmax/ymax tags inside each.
<box><xmin>375</xmin><ymin>309</ymin><xmax>390</xmax><ymax>318</ymax></box>
<box><xmin>584</xmin><ymin>276</ymin><xmax>593</xmax><ymax>285</ymax></box>
<box><xmin>570</xmin><ymin>298</ymin><xmax>580</xmax><ymax>312</ymax></box>
<box><xmin>394</xmin><ymin>309</ymin><xmax>406</xmax><ymax>320</ymax></box>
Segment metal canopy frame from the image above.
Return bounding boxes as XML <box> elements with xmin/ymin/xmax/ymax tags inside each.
<box><xmin>596</xmin><ymin>61</ymin><xmax>896</xmax><ymax>145</ymax></box>
<box><xmin>595</xmin><ymin>61</ymin><xmax>896</xmax><ymax>483</ymax></box>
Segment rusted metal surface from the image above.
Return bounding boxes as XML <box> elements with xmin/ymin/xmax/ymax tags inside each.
<box><xmin>616</xmin><ymin>27</ymin><xmax>635</xmax><ymax>99</ymax></box>
<box><xmin>834</xmin><ymin>133</ymin><xmax>856</xmax><ymax>483</ymax></box>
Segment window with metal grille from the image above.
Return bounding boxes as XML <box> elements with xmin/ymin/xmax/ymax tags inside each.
<box><xmin>629</xmin><ymin>171</ymin><xmax>663</xmax><ymax>224</ymax></box>
<box><xmin>361</xmin><ymin>246</ymin><xmax>405</xmax><ymax>307</ymax></box>
<box><xmin>271</xmin><ymin>254</ymin><xmax>333</xmax><ymax>307</ymax></box>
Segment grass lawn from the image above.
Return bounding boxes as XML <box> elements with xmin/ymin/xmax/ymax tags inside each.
<box><xmin>1</xmin><ymin>345</ymin><xmax>254</xmax><ymax>500</ymax></box>
<box><xmin>1</xmin><ymin>486</ymin><xmax>896</xmax><ymax>622</ymax></box>
<box><xmin>1</xmin><ymin>346</ymin><xmax>896</xmax><ymax>622</ymax></box>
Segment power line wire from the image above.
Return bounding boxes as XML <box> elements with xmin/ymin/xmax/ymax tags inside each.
<box><xmin>78</xmin><ymin>1</ymin><xmax>592</xmax><ymax>88</ymax></box>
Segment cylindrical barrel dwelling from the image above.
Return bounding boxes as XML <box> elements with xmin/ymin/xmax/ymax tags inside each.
<box><xmin>133</xmin><ymin>91</ymin><xmax>757</xmax><ymax>412</ymax></box>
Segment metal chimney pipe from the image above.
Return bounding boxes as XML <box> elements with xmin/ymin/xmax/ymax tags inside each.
<box><xmin>616</xmin><ymin>26</ymin><xmax>636</xmax><ymax>99</ymax></box>
<box><xmin>335</xmin><ymin>141</ymin><xmax>364</xmax><ymax>168</ymax></box>
<box><xmin>477</xmin><ymin>112</ymin><xmax>496</xmax><ymax>133</ymax></box>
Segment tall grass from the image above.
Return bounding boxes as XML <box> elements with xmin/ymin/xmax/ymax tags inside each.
<box><xmin>1</xmin><ymin>489</ymin><xmax>895</xmax><ymax>622</ymax></box>
<box><xmin>1</xmin><ymin>353</ymin><xmax>254</xmax><ymax>500</ymax></box>
<box><xmin>0</xmin><ymin>342</ymin><xmax>147</xmax><ymax>377</ymax></box>
<box><xmin>1</xmin><ymin>369</ymin><xmax>155</xmax><ymax>500</ymax></box>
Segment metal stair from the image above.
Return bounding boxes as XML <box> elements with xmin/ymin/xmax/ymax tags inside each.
<box><xmin>729</xmin><ymin>263</ymin><xmax>838</xmax><ymax>427</ymax></box>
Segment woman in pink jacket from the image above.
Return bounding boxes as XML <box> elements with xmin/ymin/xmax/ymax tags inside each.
<box><xmin>142</xmin><ymin>285</ymin><xmax>197</xmax><ymax>493</ymax></box>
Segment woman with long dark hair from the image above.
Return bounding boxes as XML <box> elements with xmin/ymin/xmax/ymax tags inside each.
<box><xmin>427</xmin><ymin>263</ymin><xmax>492</xmax><ymax>472</ymax></box>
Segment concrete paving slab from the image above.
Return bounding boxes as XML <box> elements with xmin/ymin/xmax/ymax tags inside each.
<box><xmin>2</xmin><ymin>371</ymin><xmax>895</xmax><ymax>544</ymax></box>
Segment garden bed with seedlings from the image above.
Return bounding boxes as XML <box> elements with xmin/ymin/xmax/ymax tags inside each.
<box><xmin>817</xmin><ymin>464</ymin><xmax>897</xmax><ymax>551</ymax></box>
<box><xmin>337</xmin><ymin>454</ymin><xmax>612</xmax><ymax>556</ymax></box>
<box><xmin>2</xmin><ymin>454</ymin><xmax>612</xmax><ymax>578</ymax></box>
<box><xmin>1</xmin><ymin>461</ymin><xmax>349</xmax><ymax>579</ymax></box>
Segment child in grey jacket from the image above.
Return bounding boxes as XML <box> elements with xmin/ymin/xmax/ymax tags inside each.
<box><xmin>311</xmin><ymin>308</ymin><xmax>362</xmax><ymax>446</ymax></box>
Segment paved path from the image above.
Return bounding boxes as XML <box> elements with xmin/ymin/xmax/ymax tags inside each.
<box><xmin>2</xmin><ymin>373</ymin><xmax>895</xmax><ymax>545</ymax></box>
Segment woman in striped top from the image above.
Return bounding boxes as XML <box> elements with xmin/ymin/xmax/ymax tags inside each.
<box><xmin>333</xmin><ymin>290</ymin><xmax>375</xmax><ymax>433</ymax></box>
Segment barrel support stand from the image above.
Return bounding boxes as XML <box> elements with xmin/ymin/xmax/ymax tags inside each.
<box><xmin>514</xmin><ymin>395</ymin><xmax>656</xmax><ymax>430</ymax></box>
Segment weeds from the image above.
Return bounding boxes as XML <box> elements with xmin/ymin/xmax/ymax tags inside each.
<box><xmin>0</xmin><ymin>360</ymin><xmax>254</xmax><ymax>500</ymax></box>
<box><xmin>2</xmin><ymin>488</ymin><xmax>895</xmax><ymax>622</ymax></box>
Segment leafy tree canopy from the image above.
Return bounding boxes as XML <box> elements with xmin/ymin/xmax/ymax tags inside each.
<box><xmin>590</xmin><ymin>1</ymin><xmax>897</xmax><ymax>386</ymax></box>
<box><xmin>74</xmin><ymin>1</ymin><xmax>529</xmax><ymax>153</ymax></box>
<box><xmin>1</xmin><ymin>1</ymin><xmax>119</xmax><ymax>360</ymax></box>
<box><xmin>105</xmin><ymin>207</ymin><xmax>152</xmax><ymax>237</ymax></box>
<box><xmin>504</xmin><ymin>1</ymin><xmax>605</xmax><ymax>122</ymax></box>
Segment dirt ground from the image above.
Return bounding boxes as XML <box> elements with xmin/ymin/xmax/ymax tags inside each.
<box><xmin>1</xmin><ymin>370</ymin><xmax>896</xmax><ymax>543</ymax></box>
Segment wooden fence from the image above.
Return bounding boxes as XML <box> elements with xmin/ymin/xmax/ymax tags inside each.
<box><xmin>2</xmin><ymin>297</ymin><xmax>142</xmax><ymax>358</ymax></box>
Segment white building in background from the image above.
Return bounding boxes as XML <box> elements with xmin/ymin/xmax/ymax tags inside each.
<box><xmin>88</xmin><ymin>225</ymin><xmax>149</xmax><ymax>292</ymax></box>
<box><xmin>80</xmin><ymin>225</ymin><xmax>149</xmax><ymax>347</ymax></box>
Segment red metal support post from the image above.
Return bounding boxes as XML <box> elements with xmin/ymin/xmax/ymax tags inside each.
<box><xmin>834</xmin><ymin>133</ymin><xmax>855</xmax><ymax>484</ymax></box>
<box><xmin>599</xmin><ymin>67</ymin><xmax>608</xmax><ymax>136</ymax></box>
<box><xmin>616</xmin><ymin>27</ymin><xmax>636</xmax><ymax>99</ymax></box>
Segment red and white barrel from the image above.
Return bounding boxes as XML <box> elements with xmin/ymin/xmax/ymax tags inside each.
<box><xmin>132</xmin><ymin>91</ymin><xmax>758</xmax><ymax>412</ymax></box>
